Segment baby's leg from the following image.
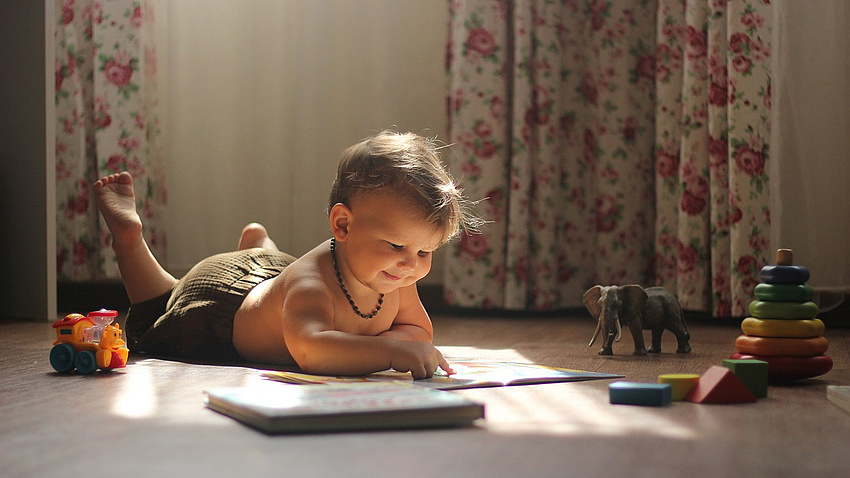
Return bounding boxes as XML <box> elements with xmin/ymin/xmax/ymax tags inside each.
<box><xmin>94</xmin><ymin>172</ymin><xmax>177</xmax><ymax>303</ymax></box>
<box><xmin>237</xmin><ymin>222</ymin><xmax>280</xmax><ymax>252</ymax></box>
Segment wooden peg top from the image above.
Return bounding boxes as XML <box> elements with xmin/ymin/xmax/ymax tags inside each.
<box><xmin>776</xmin><ymin>249</ymin><xmax>793</xmax><ymax>266</ymax></box>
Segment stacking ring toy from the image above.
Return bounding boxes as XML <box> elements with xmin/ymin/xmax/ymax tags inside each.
<box><xmin>759</xmin><ymin>264</ymin><xmax>810</xmax><ymax>284</ymax></box>
<box><xmin>741</xmin><ymin>317</ymin><xmax>825</xmax><ymax>338</ymax></box>
<box><xmin>748</xmin><ymin>300</ymin><xmax>819</xmax><ymax>320</ymax></box>
<box><xmin>731</xmin><ymin>352</ymin><xmax>833</xmax><ymax>381</ymax></box>
<box><xmin>735</xmin><ymin>335</ymin><xmax>828</xmax><ymax>357</ymax></box>
<box><xmin>753</xmin><ymin>283</ymin><xmax>813</xmax><ymax>302</ymax></box>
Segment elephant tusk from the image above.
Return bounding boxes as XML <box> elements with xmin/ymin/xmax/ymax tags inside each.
<box><xmin>615</xmin><ymin>319</ymin><xmax>622</xmax><ymax>342</ymax></box>
<box><xmin>588</xmin><ymin>320</ymin><xmax>601</xmax><ymax>347</ymax></box>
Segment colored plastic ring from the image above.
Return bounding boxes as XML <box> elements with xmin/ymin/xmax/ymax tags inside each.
<box><xmin>754</xmin><ymin>283</ymin><xmax>813</xmax><ymax>302</ymax></box>
<box><xmin>735</xmin><ymin>335</ymin><xmax>828</xmax><ymax>357</ymax></box>
<box><xmin>730</xmin><ymin>352</ymin><xmax>833</xmax><ymax>381</ymax></box>
<box><xmin>759</xmin><ymin>264</ymin><xmax>810</xmax><ymax>284</ymax></box>
<box><xmin>748</xmin><ymin>300</ymin><xmax>819</xmax><ymax>320</ymax></box>
<box><xmin>741</xmin><ymin>317</ymin><xmax>825</xmax><ymax>338</ymax></box>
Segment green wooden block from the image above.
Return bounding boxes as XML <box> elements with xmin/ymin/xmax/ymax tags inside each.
<box><xmin>723</xmin><ymin>359</ymin><xmax>768</xmax><ymax>398</ymax></box>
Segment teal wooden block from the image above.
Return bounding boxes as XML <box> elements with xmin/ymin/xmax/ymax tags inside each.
<box><xmin>609</xmin><ymin>382</ymin><xmax>672</xmax><ymax>406</ymax></box>
<box><xmin>723</xmin><ymin>359</ymin><xmax>769</xmax><ymax>398</ymax></box>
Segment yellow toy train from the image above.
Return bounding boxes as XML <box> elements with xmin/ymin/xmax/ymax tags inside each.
<box><xmin>49</xmin><ymin>309</ymin><xmax>129</xmax><ymax>374</ymax></box>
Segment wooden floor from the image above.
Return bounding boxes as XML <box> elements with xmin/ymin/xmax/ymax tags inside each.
<box><xmin>2</xmin><ymin>312</ymin><xmax>848</xmax><ymax>478</ymax></box>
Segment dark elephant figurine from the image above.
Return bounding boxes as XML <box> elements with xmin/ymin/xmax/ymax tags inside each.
<box><xmin>583</xmin><ymin>285</ymin><xmax>691</xmax><ymax>356</ymax></box>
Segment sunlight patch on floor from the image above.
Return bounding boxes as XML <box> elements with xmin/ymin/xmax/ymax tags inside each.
<box><xmin>110</xmin><ymin>360</ymin><xmax>158</xmax><ymax>418</ymax></box>
<box><xmin>475</xmin><ymin>385</ymin><xmax>697</xmax><ymax>439</ymax></box>
<box><xmin>438</xmin><ymin>345</ymin><xmax>536</xmax><ymax>363</ymax></box>
<box><xmin>438</xmin><ymin>346</ymin><xmax>698</xmax><ymax>440</ymax></box>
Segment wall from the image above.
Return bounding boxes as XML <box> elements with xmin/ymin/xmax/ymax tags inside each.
<box><xmin>770</xmin><ymin>0</ymin><xmax>850</xmax><ymax>294</ymax></box>
<box><xmin>160</xmin><ymin>1</ymin><xmax>849</xmax><ymax>297</ymax></box>
<box><xmin>161</xmin><ymin>1</ymin><xmax>450</xmax><ymax>284</ymax></box>
<box><xmin>0</xmin><ymin>0</ymin><xmax>56</xmax><ymax>320</ymax></box>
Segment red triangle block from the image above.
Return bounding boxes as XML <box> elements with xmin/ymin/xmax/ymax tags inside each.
<box><xmin>685</xmin><ymin>366</ymin><xmax>758</xmax><ymax>404</ymax></box>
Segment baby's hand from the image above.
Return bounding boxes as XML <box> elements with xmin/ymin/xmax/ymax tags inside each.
<box><xmin>390</xmin><ymin>341</ymin><xmax>453</xmax><ymax>379</ymax></box>
<box><xmin>440</xmin><ymin>360</ymin><xmax>456</xmax><ymax>376</ymax></box>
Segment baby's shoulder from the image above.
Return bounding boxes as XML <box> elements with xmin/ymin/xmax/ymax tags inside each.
<box><xmin>271</xmin><ymin>253</ymin><xmax>337</xmax><ymax>319</ymax></box>
<box><xmin>276</xmin><ymin>249</ymin><xmax>333</xmax><ymax>296</ymax></box>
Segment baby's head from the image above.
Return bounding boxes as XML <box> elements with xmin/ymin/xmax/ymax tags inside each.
<box><xmin>329</xmin><ymin>130</ymin><xmax>477</xmax><ymax>244</ymax></box>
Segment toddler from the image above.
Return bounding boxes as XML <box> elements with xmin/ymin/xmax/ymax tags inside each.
<box><xmin>94</xmin><ymin>131</ymin><xmax>478</xmax><ymax>378</ymax></box>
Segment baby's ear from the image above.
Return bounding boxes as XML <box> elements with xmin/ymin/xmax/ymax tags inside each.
<box><xmin>329</xmin><ymin>203</ymin><xmax>352</xmax><ymax>240</ymax></box>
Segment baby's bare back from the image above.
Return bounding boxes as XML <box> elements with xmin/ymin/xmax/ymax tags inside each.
<box><xmin>231</xmin><ymin>242</ymin><xmax>399</xmax><ymax>363</ymax></box>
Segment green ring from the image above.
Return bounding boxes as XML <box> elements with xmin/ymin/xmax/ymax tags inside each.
<box><xmin>748</xmin><ymin>300</ymin><xmax>819</xmax><ymax>320</ymax></box>
<box><xmin>754</xmin><ymin>283</ymin><xmax>813</xmax><ymax>302</ymax></box>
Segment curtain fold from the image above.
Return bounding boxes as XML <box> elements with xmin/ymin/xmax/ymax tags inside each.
<box><xmin>446</xmin><ymin>0</ymin><xmax>658</xmax><ymax>310</ymax></box>
<box><xmin>446</xmin><ymin>0</ymin><xmax>772</xmax><ymax>317</ymax></box>
<box><xmin>654</xmin><ymin>0</ymin><xmax>771</xmax><ymax>316</ymax></box>
<box><xmin>54</xmin><ymin>0</ymin><xmax>166</xmax><ymax>281</ymax></box>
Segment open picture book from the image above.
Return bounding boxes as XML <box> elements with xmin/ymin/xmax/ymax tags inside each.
<box><xmin>264</xmin><ymin>361</ymin><xmax>622</xmax><ymax>390</ymax></box>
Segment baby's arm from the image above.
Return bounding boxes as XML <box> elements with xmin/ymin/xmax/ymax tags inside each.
<box><xmin>377</xmin><ymin>283</ymin><xmax>434</xmax><ymax>342</ymax></box>
<box><xmin>281</xmin><ymin>283</ymin><xmax>450</xmax><ymax>378</ymax></box>
<box><xmin>379</xmin><ymin>284</ymin><xmax>455</xmax><ymax>375</ymax></box>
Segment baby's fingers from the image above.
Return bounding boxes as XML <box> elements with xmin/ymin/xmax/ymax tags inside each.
<box><xmin>439</xmin><ymin>357</ymin><xmax>456</xmax><ymax>376</ymax></box>
<box><xmin>409</xmin><ymin>364</ymin><xmax>431</xmax><ymax>380</ymax></box>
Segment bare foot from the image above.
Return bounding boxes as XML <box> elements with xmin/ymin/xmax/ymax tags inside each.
<box><xmin>94</xmin><ymin>172</ymin><xmax>143</xmax><ymax>249</ymax></box>
<box><xmin>238</xmin><ymin>223</ymin><xmax>280</xmax><ymax>251</ymax></box>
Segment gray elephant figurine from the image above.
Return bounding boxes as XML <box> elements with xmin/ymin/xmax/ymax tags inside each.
<box><xmin>583</xmin><ymin>285</ymin><xmax>691</xmax><ymax>356</ymax></box>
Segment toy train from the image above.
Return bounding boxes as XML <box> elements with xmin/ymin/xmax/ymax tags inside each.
<box><xmin>49</xmin><ymin>309</ymin><xmax>129</xmax><ymax>374</ymax></box>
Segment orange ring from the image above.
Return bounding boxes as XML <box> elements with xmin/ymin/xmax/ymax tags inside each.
<box><xmin>735</xmin><ymin>335</ymin><xmax>828</xmax><ymax>357</ymax></box>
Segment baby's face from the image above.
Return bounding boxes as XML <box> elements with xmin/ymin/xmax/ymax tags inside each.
<box><xmin>341</xmin><ymin>191</ymin><xmax>444</xmax><ymax>294</ymax></box>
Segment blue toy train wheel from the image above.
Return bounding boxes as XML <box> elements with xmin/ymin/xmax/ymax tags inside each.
<box><xmin>49</xmin><ymin>343</ymin><xmax>77</xmax><ymax>373</ymax></box>
<box><xmin>74</xmin><ymin>350</ymin><xmax>98</xmax><ymax>374</ymax></box>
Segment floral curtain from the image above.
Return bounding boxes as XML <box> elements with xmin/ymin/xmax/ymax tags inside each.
<box><xmin>445</xmin><ymin>0</ymin><xmax>772</xmax><ymax>318</ymax></box>
<box><xmin>54</xmin><ymin>0</ymin><xmax>166</xmax><ymax>281</ymax></box>
<box><xmin>654</xmin><ymin>0</ymin><xmax>771</xmax><ymax>317</ymax></box>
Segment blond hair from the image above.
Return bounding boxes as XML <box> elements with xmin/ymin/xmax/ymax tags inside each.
<box><xmin>328</xmin><ymin>130</ymin><xmax>479</xmax><ymax>242</ymax></box>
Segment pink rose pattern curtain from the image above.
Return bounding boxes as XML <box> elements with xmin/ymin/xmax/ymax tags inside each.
<box><xmin>445</xmin><ymin>0</ymin><xmax>771</xmax><ymax>318</ymax></box>
<box><xmin>654</xmin><ymin>0</ymin><xmax>771</xmax><ymax>317</ymax></box>
<box><xmin>55</xmin><ymin>0</ymin><xmax>166</xmax><ymax>281</ymax></box>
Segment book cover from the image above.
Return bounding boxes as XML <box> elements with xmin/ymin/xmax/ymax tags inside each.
<box><xmin>264</xmin><ymin>361</ymin><xmax>623</xmax><ymax>390</ymax></box>
<box><xmin>827</xmin><ymin>385</ymin><xmax>850</xmax><ymax>414</ymax></box>
<box><xmin>205</xmin><ymin>381</ymin><xmax>485</xmax><ymax>434</ymax></box>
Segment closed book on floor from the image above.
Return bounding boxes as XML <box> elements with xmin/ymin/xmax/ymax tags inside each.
<box><xmin>205</xmin><ymin>381</ymin><xmax>485</xmax><ymax>434</ymax></box>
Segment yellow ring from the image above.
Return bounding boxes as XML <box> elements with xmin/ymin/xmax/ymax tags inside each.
<box><xmin>741</xmin><ymin>317</ymin><xmax>825</xmax><ymax>338</ymax></box>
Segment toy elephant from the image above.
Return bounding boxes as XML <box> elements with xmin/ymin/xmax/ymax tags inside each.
<box><xmin>583</xmin><ymin>285</ymin><xmax>691</xmax><ymax>356</ymax></box>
